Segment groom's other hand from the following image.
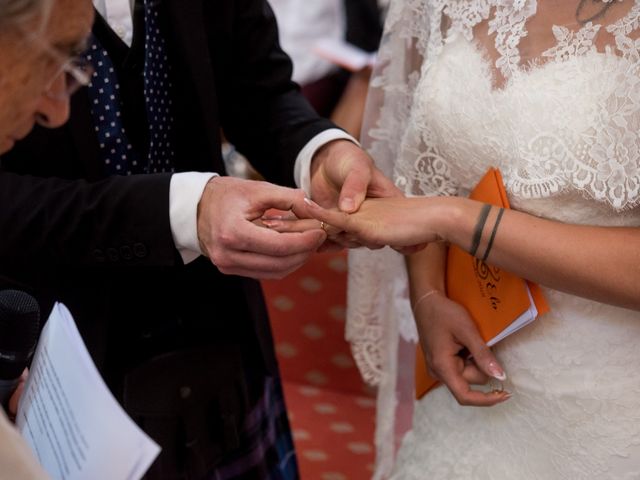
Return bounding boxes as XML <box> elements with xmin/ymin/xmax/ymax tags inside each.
<box><xmin>310</xmin><ymin>140</ymin><xmax>400</xmax><ymax>212</ymax></box>
<box><xmin>309</xmin><ymin>139</ymin><xmax>400</xmax><ymax>250</ymax></box>
<box><xmin>197</xmin><ymin>176</ymin><xmax>326</xmax><ymax>279</ymax></box>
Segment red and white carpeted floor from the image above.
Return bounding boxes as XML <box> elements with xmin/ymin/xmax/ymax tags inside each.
<box><xmin>262</xmin><ymin>251</ymin><xmax>376</xmax><ymax>480</ymax></box>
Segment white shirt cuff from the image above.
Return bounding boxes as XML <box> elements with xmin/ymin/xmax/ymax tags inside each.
<box><xmin>169</xmin><ymin>172</ymin><xmax>219</xmax><ymax>264</ymax></box>
<box><xmin>293</xmin><ymin>129</ymin><xmax>359</xmax><ymax>197</ymax></box>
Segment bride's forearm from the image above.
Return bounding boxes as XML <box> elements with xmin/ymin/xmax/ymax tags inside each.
<box><xmin>405</xmin><ymin>204</ymin><xmax>510</xmax><ymax>406</ymax></box>
<box><xmin>302</xmin><ymin>195</ymin><xmax>640</xmax><ymax>309</ymax></box>
<box><xmin>432</xmin><ymin>197</ymin><xmax>640</xmax><ymax>310</ymax></box>
<box><xmin>405</xmin><ymin>242</ymin><xmax>447</xmax><ymax>306</ymax></box>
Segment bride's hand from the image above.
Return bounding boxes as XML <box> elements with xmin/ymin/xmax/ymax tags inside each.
<box><xmin>415</xmin><ymin>291</ymin><xmax>511</xmax><ymax>407</ymax></box>
<box><xmin>302</xmin><ymin>197</ymin><xmax>445</xmax><ymax>249</ymax></box>
<box><xmin>262</xmin><ymin>209</ymin><xmax>426</xmax><ymax>254</ymax></box>
<box><xmin>261</xmin><ymin>211</ymin><xmax>378</xmax><ymax>250</ymax></box>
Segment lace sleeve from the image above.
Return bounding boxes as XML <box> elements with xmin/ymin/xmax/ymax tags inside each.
<box><xmin>346</xmin><ymin>3</ymin><xmax>451</xmax><ymax>477</ymax></box>
<box><xmin>347</xmin><ymin>0</ymin><xmax>458</xmax><ymax>390</ymax></box>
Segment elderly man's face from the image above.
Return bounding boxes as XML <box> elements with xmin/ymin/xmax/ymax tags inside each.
<box><xmin>0</xmin><ymin>0</ymin><xmax>94</xmax><ymax>154</ymax></box>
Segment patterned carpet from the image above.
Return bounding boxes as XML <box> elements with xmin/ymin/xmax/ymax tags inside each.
<box><xmin>262</xmin><ymin>251</ymin><xmax>376</xmax><ymax>480</ymax></box>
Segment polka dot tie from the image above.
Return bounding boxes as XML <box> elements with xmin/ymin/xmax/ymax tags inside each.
<box><xmin>85</xmin><ymin>36</ymin><xmax>140</xmax><ymax>175</ymax></box>
<box><xmin>84</xmin><ymin>1</ymin><xmax>175</xmax><ymax>176</ymax></box>
<box><xmin>143</xmin><ymin>0</ymin><xmax>175</xmax><ymax>174</ymax></box>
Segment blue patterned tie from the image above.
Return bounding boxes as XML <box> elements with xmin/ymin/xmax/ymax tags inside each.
<box><xmin>143</xmin><ymin>0</ymin><xmax>175</xmax><ymax>174</ymax></box>
<box><xmin>85</xmin><ymin>36</ymin><xmax>140</xmax><ymax>175</ymax></box>
<box><xmin>85</xmin><ymin>1</ymin><xmax>175</xmax><ymax>176</ymax></box>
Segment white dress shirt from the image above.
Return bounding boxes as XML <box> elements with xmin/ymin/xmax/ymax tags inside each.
<box><xmin>94</xmin><ymin>0</ymin><xmax>356</xmax><ymax>263</ymax></box>
<box><xmin>92</xmin><ymin>0</ymin><xmax>135</xmax><ymax>47</ymax></box>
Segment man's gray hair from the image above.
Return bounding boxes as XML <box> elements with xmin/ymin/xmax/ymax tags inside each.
<box><xmin>0</xmin><ymin>0</ymin><xmax>52</xmax><ymax>30</ymax></box>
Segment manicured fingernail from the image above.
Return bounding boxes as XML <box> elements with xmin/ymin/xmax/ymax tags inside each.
<box><xmin>262</xmin><ymin>215</ymin><xmax>284</xmax><ymax>221</ymax></box>
<box><xmin>304</xmin><ymin>198</ymin><xmax>319</xmax><ymax>208</ymax></box>
<box><xmin>262</xmin><ymin>220</ymin><xmax>281</xmax><ymax>228</ymax></box>
<box><xmin>488</xmin><ymin>362</ymin><xmax>507</xmax><ymax>381</ymax></box>
<box><xmin>340</xmin><ymin>197</ymin><xmax>355</xmax><ymax>212</ymax></box>
<box><xmin>499</xmin><ymin>392</ymin><xmax>512</xmax><ymax>402</ymax></box>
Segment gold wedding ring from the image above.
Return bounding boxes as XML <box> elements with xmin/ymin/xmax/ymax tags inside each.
<box><xmin>320</xmin><ymin>221</ymin><xmax>328</xmax><ymax>232</ymax></box>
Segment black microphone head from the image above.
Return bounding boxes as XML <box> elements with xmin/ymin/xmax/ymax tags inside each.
<box><xmin>0</xmin><ymin>290</ymin><xmax>40</xmax><ymax>380</ymax></box>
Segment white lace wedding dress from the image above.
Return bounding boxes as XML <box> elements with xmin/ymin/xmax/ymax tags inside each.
<box><xmin>347</xmin><ymin>1</ymin><xmax>640</xmax><ymax>478</ymax></box>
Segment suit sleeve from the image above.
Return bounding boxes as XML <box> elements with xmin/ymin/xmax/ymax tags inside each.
<box><xmin>0</xmin><ymin>169</ymin><xmax>179</xmax><ymax>274</ymax></box>
<box><xmin>211</xmin><ymin>0</ymin><xmax>337</xmax><ymax>187</ymax></box>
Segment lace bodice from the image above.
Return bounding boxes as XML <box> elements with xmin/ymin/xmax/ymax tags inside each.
<box><xmin>348</xmin><ymin>1</ymin><xmax>640</xmax><ymax>477</ymax></box>
<box><xmin>404</xmin><ymin>36</ymin><xmax>640</xmax><ymax>222</ymax></box>
<box><xmin>395</xmin><ymin>0</ymin><xmax>640</xmax><ymax>213</ymax></box>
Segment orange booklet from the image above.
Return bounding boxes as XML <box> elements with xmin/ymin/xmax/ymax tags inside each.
<box><xmin>415</xmin><ymin>168</ymin><xmax>550</xmax><ymax>398</ymax></box>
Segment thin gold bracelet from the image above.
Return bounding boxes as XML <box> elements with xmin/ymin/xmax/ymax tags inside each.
<box><xmin>411</xmin><ymin>289</ymin><xmax>440</xmax><ymax>314</ymax></box>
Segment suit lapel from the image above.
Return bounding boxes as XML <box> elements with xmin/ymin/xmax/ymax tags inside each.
<box><xmin>68</xmin><ymin>85</ymin><xmax>105</xmax><ymax>180</ymax></box>
<box><xmin>67</xmin><ymin>10</ymin><xmax>132</xmax><ymax>181</ymax></box>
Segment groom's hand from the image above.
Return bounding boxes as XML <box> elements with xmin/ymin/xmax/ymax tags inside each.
<box><xmin>310</xmin><ymin>140</ymin><xmax>400</xmax><ymax>211</ymax></box>
<box><xmin>309</xmin><ymin>139</ymin><xmax>401</xmax><ymax>249</ymax></box>
<box><xmin>197</xmin><ymin>176</ymin><xmax>325</xmax><ymax>279</ymax></box>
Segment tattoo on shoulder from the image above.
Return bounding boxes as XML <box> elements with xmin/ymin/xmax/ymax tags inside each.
<box><xmin>576</xmin><ymin>0</ymin><xmax>614</xmax><ymax>25</ymax></box>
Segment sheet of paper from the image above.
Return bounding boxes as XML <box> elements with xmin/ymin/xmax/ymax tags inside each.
<box><xmin>313</xmin><ymin>38</ymin><xmax>376</xmax><ymax>72</ymax></box>
<box><xmin>16</xmin><ymin>303</ymin><xmax>160</xmax><ymax>480</ymax></box>
<box><xmin>488</xmin><ymin>284</ymin><xmax>539</xmax><ymax>346</ymax></box>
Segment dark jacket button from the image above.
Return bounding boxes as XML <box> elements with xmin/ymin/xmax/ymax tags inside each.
<box><xmin>120</xmin><ymin>245</ymin><xmax>133</xmax><ymax>260</ymax></box>
<box><xmin>133</xmin><ymin>242</ymin><xmax>148</xmax><ymax>258</ymax></box>
<box><xmin>107</xmin><ymin>247</ymin><xmax>119</xmax><ymax>262</ymax></box>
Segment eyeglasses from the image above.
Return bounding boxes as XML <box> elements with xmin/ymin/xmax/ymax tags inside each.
<box><xmin>45</xmin><ymin>51</ymin><xmax>93</xmax><ymax>100</ymax></box>
<box><xmin>20</xmin><ymin>28</ymin><xmax>94</xmax><ymax>100</ymax></box>
<box><xmin>46</xmin><ymin>55</ymin><xmax>94</xmax><ymax>100</ymax></box>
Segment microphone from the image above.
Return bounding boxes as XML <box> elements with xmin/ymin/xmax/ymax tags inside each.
<box><xmin>0</xmin><ymin>290</ymin><xmax>40</xmax><ymax>409</ymax></box>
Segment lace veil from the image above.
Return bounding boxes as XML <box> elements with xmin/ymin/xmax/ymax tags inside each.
<box><xmin>348</xmin><ymin>1</ymin><xmax>640</xmax><ymax>477</ymax></box>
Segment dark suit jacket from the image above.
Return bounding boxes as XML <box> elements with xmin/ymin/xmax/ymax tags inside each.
<box><xmin>345</xmin><ymin>0</ymin><xmax>384</xmax><ymax>53</ymax></box>
<box><xmin>0</xmin><ymin>0</ymin><xmax>335</xmax><ymax>477</ymax></box>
